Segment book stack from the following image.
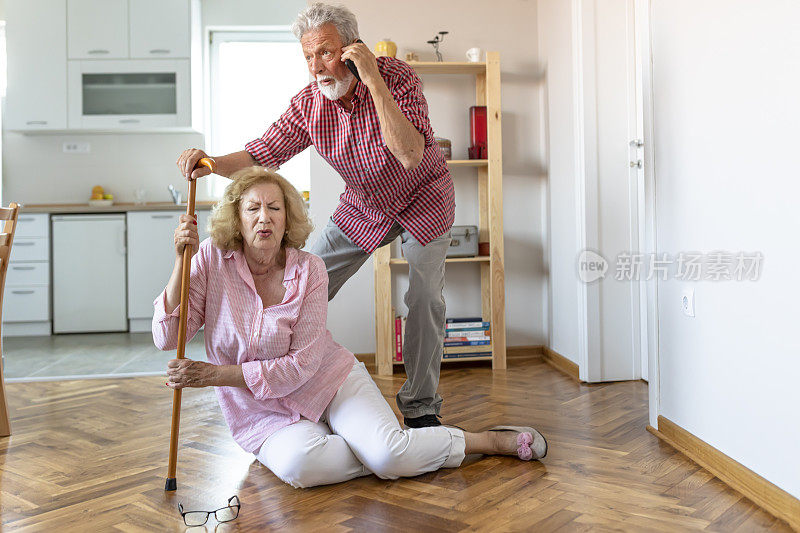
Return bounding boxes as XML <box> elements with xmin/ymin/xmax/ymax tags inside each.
<box><xmin>393</xmin><ymin>316</ymin><xmax>493</xmax><ymax>362</ymax></box>
<box><xmin>443</xmin><ymin>317</ymin><xmax>492</xmax><ymax>360</ymax></box>
<box><xmin>394</xmin><ymin>315</ymin><xmax>407</xmax><ymax>363</ymax></box>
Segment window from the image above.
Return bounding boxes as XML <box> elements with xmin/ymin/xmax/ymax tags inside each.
<box><xmin>208</xmin><ymin>30</ymin><xmax>310</xmax><ymax>197</ymax></box>
<box><xmin>0</xmin><ymin>22</ymin><xmax>6</xmax><ymax>204</ymax></box>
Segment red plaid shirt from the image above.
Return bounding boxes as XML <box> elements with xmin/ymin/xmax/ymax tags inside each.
<box><xmin>245</xmin><ymin>56</ymin><xmax>455</xmax><ymax>253</ymax></box>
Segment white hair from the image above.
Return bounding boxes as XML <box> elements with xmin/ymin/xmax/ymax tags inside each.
<box><xmin>291</xmin><ymin>3</ymin><xmax>359</xmax><ymax>44</ymax></box>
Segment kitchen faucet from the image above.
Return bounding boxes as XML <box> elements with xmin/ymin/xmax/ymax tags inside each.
<box><xmin>167</xmin><ymin>184</ymin><xmax>182</xmax><ymax>205</ymax></box>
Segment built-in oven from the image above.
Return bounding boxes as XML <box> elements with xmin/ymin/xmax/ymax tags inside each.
<box><xmin>68</xmin><ymin>59</ymin><xmax>190</xmax><ymax>129</ymax></box>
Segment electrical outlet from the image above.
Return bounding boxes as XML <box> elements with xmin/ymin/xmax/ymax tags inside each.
<box><xmin>681</xmin><ymin>288</ymin><xmax>695</xmax><ymax>317</ymax></box>
<box><xmin>63</xmin><ymin>142</ymin><xmax>90</xmax><ymax>154</ymax></box>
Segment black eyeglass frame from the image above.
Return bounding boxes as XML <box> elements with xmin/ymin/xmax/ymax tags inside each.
<box><xmin>178</xmin><ymin>495</ymin><xmax>241</xmax><ymax>526</ymax></box>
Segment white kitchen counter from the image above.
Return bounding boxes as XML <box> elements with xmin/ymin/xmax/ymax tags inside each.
<box><xmin>20</xmin><ymin>201</ymin><xmax>216</xmax><ymax>214</ymax></box>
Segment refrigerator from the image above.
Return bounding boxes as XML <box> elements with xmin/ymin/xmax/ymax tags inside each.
<box><xmin>52</xmin><ymin>214</ymin><xmax>127</xmax><ymax>333</ymax></box>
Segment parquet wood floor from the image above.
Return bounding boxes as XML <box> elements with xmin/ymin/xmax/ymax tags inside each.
<box><xmin>0</xmin><ymin>354</ymin><xmax>792</xmax><ymax>532</ymax></box>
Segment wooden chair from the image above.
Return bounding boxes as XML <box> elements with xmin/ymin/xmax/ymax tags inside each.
<box><xmin>0</xmin><ymin>202</ymin><xmax>20</xmax><ymax>437</ymax></box>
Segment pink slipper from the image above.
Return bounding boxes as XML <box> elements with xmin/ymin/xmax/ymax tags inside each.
<box><xmin>489</xmin><ymin>425</ymin><xmax>548</xmax><ymax>460</ymax></box>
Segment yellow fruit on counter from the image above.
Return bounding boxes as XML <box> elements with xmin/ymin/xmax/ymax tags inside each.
<box><xmin>92</xmin><ymin>185</ymin><xmax>104</xmax><ymax>196</ymax></box>
<box><xmin>103</xmin><ymin>194</ymin><xmax>113</xmax><ymax>200</ymax></box>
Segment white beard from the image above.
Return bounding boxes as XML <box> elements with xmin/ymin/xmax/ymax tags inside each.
<box><xmin>316</xmin><ymin>71</ymin><xmax>355</xmax><ymax>101</ymax></box>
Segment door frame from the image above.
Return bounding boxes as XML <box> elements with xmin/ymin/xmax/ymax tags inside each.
<box><xmin>635</xmin><ymin>0</ymin><xmax>661</xmax><ymax>428</ymax></box>
<box><xmin>571</xmin><ymin>0</ymin><xmax>592</xmax><ymax>383</ymax></box>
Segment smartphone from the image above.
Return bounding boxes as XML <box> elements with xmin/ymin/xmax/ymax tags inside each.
<box><xmin>345</xmin><ymin>39</ymin><xmax>363</xmax><ymax>82</ymax></box>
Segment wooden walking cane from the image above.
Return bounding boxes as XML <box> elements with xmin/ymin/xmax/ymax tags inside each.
<box><xmin>165</xmin><ymin>157</ymin><xmax>215</xmax><ymax>492</ymax></box>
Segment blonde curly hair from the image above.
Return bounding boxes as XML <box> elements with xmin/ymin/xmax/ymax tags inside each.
<box><xmin>209</xmin><ymin>167</ymin><xmax>313</xmax><ymax>251</ymax></box>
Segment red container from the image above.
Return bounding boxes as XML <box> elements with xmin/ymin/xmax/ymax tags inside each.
<box><xmin>469</xmin><ymin>106</ymin><xmax>487</xmax><ymax>159</ymax></box>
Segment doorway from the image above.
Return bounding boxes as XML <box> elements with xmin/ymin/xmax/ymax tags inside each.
<box><xmin>573</xmin><ymin>0</ymin><xmax>658</xmax><ymax>408</ymax></box>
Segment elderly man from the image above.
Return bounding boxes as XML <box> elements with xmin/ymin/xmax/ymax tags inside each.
<box><xmin>176</xmin><ymin>3</ymin><xmax>454</xmax><ymax>429</ymax></box>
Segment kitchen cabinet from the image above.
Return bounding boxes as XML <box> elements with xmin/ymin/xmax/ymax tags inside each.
<box><xmin>52</xmin><ymin>215</ymin><xmax>127</xmax><ymax>333</ymax></box>
<box><xmin>68</xmin><ymin>0</ymin><xmax>189</xmax><ymax>60</ymax></box>
<box><xmin>4</xmin><ymin>287</ymin><xmax>50</xmax><ymax>324</ymax></box>
<box><xmin>67</xmin><ymin>0</ymin><xmax>128</xmax><ymax>59</ymax></box>
<box><xmin>5</xmin><ymin>0</ymin><xmax>199</xmax><ymax>133</ymax></box>
<box><xmin>129</xmin><ymin>0</ymin><xmax>191</xmax><ymax>59</ymax></box>
<box><xmin>3</xmin><ymin>214</ymin><xmax>51</xmax><ymax>336</ymax></box>
<box><xmin>126</xmin><ymin>209</ymin><xmax>210</xmax><ymax>332</ymax></box>
<box><xmin>5</xmin><ymin>0</ymin><xmax>68</xmax><ymax>131</ymax></box>
<box><xmin>3</xmin><ymin>207</ymin><xmax>214</xmax><ymax>336</ymax></box>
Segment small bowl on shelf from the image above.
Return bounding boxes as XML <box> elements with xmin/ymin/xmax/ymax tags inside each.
<box><xmin>88</xmin><ymin>199</ymin><xmax>114</xmax><ymax>207</ymax></box>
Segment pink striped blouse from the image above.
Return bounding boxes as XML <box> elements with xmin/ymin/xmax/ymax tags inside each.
<box><xmin>152</xmin><ymin>239</ymin><xmax>356</xmax><ymax>454</ymax></box>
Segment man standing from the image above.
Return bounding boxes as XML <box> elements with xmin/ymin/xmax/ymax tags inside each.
<box><xmin>177</xmin><ymin>3</ymin><xmax>453</xmax><ymax>428</ymax></box>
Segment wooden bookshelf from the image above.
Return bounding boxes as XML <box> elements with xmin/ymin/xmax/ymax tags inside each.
<box><xmin>395</xmin><ymin>355</ymin><xmax>494</xmax><ymax>366</ymax></box>
<box><xmin>373</xmin><ymin>52</ymin><xmax>506</xmax><ymax>375</ymax></box>
<box><xmin>389</xmin><ymin>256</ymin><xmax>490</xmax><ymax>265</ymax></box>
<box><xmin>442</xmin><ymin>355</ymin><xmax>493</xmax><ymax>363</ymax></box>
<box><xmin>406</xmin><ymin>61</ymin><xmax>486</xmax><ymax>75</ymax></box>
<box><xmin>446</xmin><ymin>159</ymin><xmax>488</xmax><ymax>168</ymax></box>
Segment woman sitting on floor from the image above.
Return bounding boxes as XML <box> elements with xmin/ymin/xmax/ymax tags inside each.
<box><xmin>153</xmin><ymin>166</ymin><xmax>547</xmax><ymax>488</ymax></box>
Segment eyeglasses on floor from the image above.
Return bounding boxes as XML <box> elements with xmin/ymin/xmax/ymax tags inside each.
<box><xmin>178</xmin><ymin>495</ymin><xmax>241</xmax><ymax>526</ymax></box>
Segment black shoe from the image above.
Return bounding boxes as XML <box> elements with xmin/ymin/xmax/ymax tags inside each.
<box><xmin>403</xmin><ymin>414</ymin><xmax>442</xmax><ymax>428</ymax></box>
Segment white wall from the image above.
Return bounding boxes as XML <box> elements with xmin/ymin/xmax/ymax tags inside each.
<box><xmin>312</xmin><ymin>0</ymin><xmax>547</xmax><ymax>353</ymax></box>
<box><xmin>652</xmin><ymin>0</ymin><xmax>800</xmax><ymax>498</ymax></box>
<box><xmin>200</xmin><ymin>0</ymin><xmax>301</xmax><ymax>27</ymax></box>
<box><xmin>537</xmin><ymin>0</ymin><xmax>582</xmax><ymax>364</ymax></box>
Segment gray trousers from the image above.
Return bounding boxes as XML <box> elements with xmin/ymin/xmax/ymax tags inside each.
<box><xmin>309</xmin><ymin>218</ymin><xmax>451</xmax><ymax>418</ymax></box>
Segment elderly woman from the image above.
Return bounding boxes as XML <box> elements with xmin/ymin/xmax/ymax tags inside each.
<box><xmin>153</xmin><ymin>167</ymin><xmax>547</xmax><ymax>489</ymax></box>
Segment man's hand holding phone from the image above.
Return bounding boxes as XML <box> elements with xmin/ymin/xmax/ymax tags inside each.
<box><xmin>341</xmin><ymin>40</ymin><xmax>380</xmax><ymax>88</ymax></box>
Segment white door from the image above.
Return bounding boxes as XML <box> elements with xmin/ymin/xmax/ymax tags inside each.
<box><xmin>67</xmin><ymin>0</ymin><xmax>128</xmax><ymax>59</ymax></box>
<box><xmin>52</xmin><ymin>215</ymin><xmax>128</xmax><ymax>333</ymax></box>
<box><xmin>5</xmin><ymin>0</ymin><xmax>68</xmax><ymax>130</ymax></box>
<box><xmin>581</xmin><ymin>0</ymin><xmax>646</xmax><ymax>382</ymax></box>
<box><xmin>129</xmin><ymin>0</ymin><xmax>190</xmax><ymax>59</ymax></box>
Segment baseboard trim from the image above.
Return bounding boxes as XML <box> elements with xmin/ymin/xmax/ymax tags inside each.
<box><xmin>128</xmin><ymin>318</ymin><xmax>152</xmax><ymax>333</ymax></box>
<box><xmin>648</xmin><ymin>415</ymin><xmax>799</xmax><ymax>530</ymax></box>
<box><xmin>542</xmin><ymin>346</ymin><xmax>581</xmax><ymax>381</ymax></box>
<box><xmin>354</xmin><ymin>353</ymin><xmax>374</xmax><ymax>366</ymax></box>
<box><xmin>507</xmin><ymin>345</ymin><xmax>544</xmax><ymax>358</ymax></box>
<box><xmin>3</xmin><ymin>321</ymin><xmax>51</xmax><ymax>337</ymax></box>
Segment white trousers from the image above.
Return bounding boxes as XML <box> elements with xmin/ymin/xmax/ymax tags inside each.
<box><xmin>256</xmin><ymin>361</ymin><xmax>466</xmax><ymax>488</ymax></box>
